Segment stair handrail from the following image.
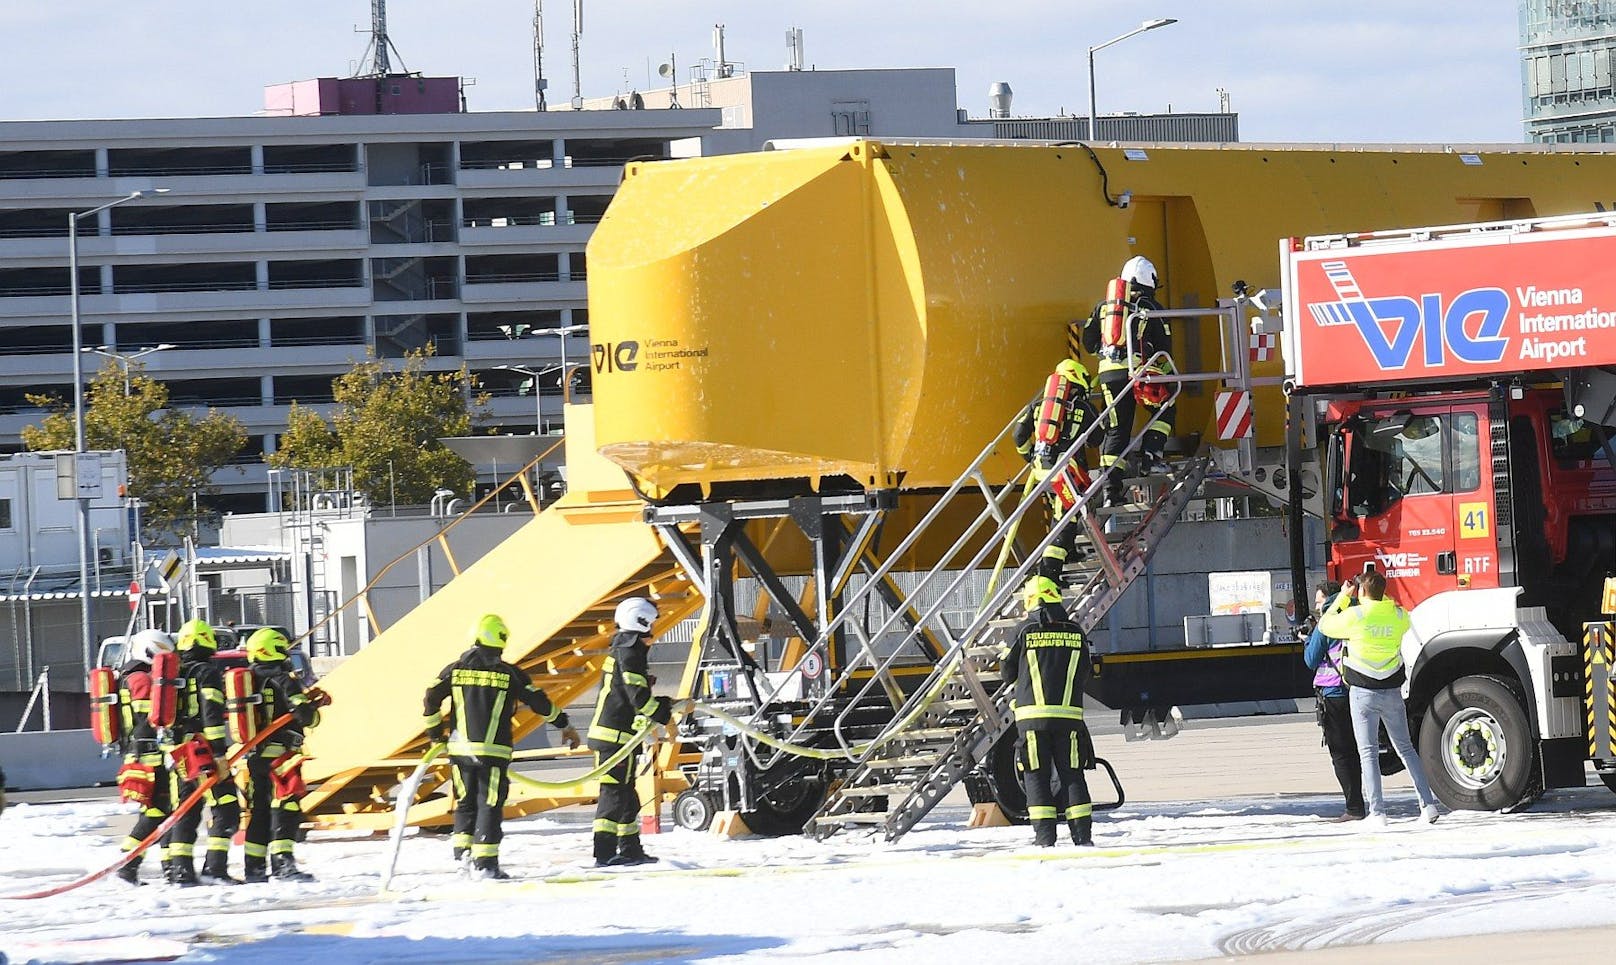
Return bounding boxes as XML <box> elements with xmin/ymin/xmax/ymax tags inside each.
<box><xmin>822</xmin><ymin>356</ymin><xmax>1184</xmax><ymax>761</ymax></box>
<box><xmin>743</xmin><ymin>353</ymin><xmax>1178</xmax><ymax>768</ymax></box>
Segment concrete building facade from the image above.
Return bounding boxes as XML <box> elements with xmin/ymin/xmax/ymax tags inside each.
<box><xmin>0</xmin><ymin>107</ymin><xmax>718</xmax><ymax>514</ymax></box>
<box><xmin>584</xmin><ymin>66</ymin><xmax>1237</xmax><ymax>153</ymax></box>
<box><xmin>1521</xmin><ymin>0</ymin><xmax>1616</xmax><ymax>141</ymax></box>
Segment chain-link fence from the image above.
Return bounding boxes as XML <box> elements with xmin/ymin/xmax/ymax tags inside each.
<box><xmin>0</xmin><ymin>596</ymin><xmax>133</xmax><ymax>693</ymax></box>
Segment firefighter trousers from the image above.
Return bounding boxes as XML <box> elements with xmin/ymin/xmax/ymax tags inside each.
<box><xmin>164</xmin><ymin>771</ymin><xmax>241</xmax><ymax>863</ymax></box>
<box><xmin>1036</xmin><ymin>476</ymin><xmax>1086</xmax><ymax>584</ymax></box>
<box><xmin>1017</xmin><ymin>722</ymin><xmax>1093</xmax><ymax>833</ymax></box>
<box><xmin>450</xmin><ymin>758</ymin><xmax>511</xmax><ymax>865</ymax></box>
<box><xmin>121</xmin><ymin>759</ymin><xmax>173</xmax><ymax>864</ymax></box>
<box><xmin>589</xmin><ymin>739</ymin><xmax>645</xmax><ymax>863</ymax></box>
<box><xmin>244</xmin><ymin>754</ymin><xmax>302</xmax><ymax>861</ymax></box>
<box><xmin>1098</xmin><ymin>368</ymin><xmax>1175</xmax><ymax>490</ymax></box>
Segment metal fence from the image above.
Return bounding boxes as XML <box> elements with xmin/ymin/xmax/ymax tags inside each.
<box><xmin>0</xmin><ymin>596</ymin><xmax>131</xmax><ymax>692</ymax></box>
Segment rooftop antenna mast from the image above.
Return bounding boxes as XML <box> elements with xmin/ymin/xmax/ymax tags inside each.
<box><xmin>533</xmin><ymin>0</ymin><xmax>547</xmax><ymax>110</ymax></box>
<box><xmin>570</xmin><ymin>0</ymin><xmax>584</xmax><ymax>109</ymax></box>
<box><xmin>353</xmin><ymin>0</ymin><xmax>410</xmax><ymax>78</ymax></box>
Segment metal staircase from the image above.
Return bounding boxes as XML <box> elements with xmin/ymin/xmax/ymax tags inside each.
<box><xmin>807</xmin><ymin>453</ymin><xmax>1209</xmax><ymax>841</ymax></box>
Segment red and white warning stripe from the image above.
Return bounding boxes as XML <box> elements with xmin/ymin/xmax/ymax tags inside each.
<box><xmin>1249</xmin><ymin>332</ymin><xmax>1276</xmax><ymax>363</ymax></box>
<box><xmin>1215</xmin><ymin>390</ymin><xmax>1253</xmax><ymax>440</ymax></box>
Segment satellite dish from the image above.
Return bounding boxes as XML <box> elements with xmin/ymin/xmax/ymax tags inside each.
<box><xmin>657</xmin><ymin>62</ymin><xmax>673</xmax><ymax>78</ymax></box>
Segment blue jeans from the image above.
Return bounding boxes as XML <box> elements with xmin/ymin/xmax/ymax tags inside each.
<box><xmin>1349</xmin><ymin>685</ymin><xmax>1438</xmax><ymax>814</ymax></box>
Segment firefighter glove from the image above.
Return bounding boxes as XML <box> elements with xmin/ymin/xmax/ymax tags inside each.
<box><xmin>560</xmin><ymin>726</ymin><xmax>582</xmax><ymax>749</ymax></box>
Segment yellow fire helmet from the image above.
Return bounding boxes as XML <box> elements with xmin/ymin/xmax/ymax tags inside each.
<box><xmin>1056</xmin><ymin>358</ymin><xmax>1094</xmax><ymax>392</ymax></box>
<box><xmin>474</xmin><ymin>613</ymin><xmax>510</xmax><ymax>649</ymax></box>
<box><xmin>245</xmin><ymin>627</ymin><xmax>291</xmax><ymax>663</ymax></box>
<box><xmin>176</xmin><ymin>618</ymin><xmax>218</xmax><ymax>654</ymax></box>
<box><xmin>1022</xmin><ymin>575</ymin><xmax>1063</xmax><ymax>612</ymax></box>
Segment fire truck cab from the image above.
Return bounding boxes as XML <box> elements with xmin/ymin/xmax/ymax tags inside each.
<box><xmin>1284</xmin><ymin>213</ymin><xmax>1616</xmax><ymax>810</ymax></box>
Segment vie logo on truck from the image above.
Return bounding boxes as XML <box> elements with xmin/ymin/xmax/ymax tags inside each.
<box><xmin>1308</xmin><ymin>262</ymin><xmax>1508</xmax><ymax>370</ymax></box>
<box><xmin>1288</xmin><ymin>228</ymin><xmax>1616</xmax><ymax>387</ymax></box>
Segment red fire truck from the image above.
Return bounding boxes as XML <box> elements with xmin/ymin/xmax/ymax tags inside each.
<box><xmin>1281</xmin><ymin>213</ymin><xmax>1616</xmax><ymax>810</ymax></box>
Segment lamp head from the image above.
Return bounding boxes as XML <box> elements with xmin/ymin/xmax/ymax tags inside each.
<box><xmin>1143</xmin><ymin>17</ymin><xmax>1177</xmax><ymax>29</ymax></box>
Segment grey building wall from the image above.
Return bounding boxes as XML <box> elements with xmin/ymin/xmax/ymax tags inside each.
<box><xmin>1521</xmin><ymin>0</ymin><xmax>1616</xmax><ymax>141</ymax></box>
<box><xmin>0</xmin><ymin>108</ymin><xmax>719</xmax><ymax>515</ymax></box>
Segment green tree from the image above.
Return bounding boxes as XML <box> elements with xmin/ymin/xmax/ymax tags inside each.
<box><xmin>22</xmin><ymin>361</ymin><xmax>248</xmax><ymax>536</ymax></box>
<box><xmin>269</xmin><ymin>348</ymin><xmax>484</xmax><ymax>506</ymax></box>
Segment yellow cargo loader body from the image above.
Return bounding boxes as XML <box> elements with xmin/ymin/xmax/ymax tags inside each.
<box><xmin>589</xmin><ymin>140</ymin><xmax>1616</xmax><ymax>494</ymax></box>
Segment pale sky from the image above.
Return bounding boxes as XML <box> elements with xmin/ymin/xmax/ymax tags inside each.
<box><xmin>0</xmin><ymin>1</ymin><xmax>1524</xmax><ymax>142</ymax></box>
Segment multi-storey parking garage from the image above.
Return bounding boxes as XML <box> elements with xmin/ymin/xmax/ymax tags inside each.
<box><xmin>0</xmin><ymin>108</ymin><xmax>717</xmax><ymax>513</ymax></box>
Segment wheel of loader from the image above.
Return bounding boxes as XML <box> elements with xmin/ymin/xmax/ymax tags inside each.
<box><xmin>1600</xmin><ymin>772</ymin><xmax>1616</xmax><ymax>796</ymax></box>
<box><xmin>744</xmin><ymin>776</ymin><xmax>830</xmax><ymax>836</ymax></box>
<box><xmin>983</xmin><ymin>729</ymin><xmax>1029</xmax><ymax>824</ymax></box>
<box><xmin>1418</xmin><ymin>674</ymin><xmax>1537</xmax><ymax>811</ymax></box>
<box><xmin>673</xmin><ymin>788</ymin><xmax>717</xmax><ymax>832</ymax></box>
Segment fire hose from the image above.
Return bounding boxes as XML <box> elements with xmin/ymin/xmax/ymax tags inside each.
<box><xmin>1</xmin><ymin>711</ymin><xmax>299</xmax><ymax>901</ymax></box>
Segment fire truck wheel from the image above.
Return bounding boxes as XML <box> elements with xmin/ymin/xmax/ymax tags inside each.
<box><xmin>1418</xmin><ymin>675</ymin><xmax>1535</xmax><ymax>811</ymax></box>
<box><xmin>672</xmin><ymin>789</ymin><xmax>716</xmax><ymax>832</ymax></box>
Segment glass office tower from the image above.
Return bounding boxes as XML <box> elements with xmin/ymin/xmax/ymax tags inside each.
<box><xmin>1522</xmin><ymin>1</ymin><xmax>1616</xmax><ymax>141</ymax></box>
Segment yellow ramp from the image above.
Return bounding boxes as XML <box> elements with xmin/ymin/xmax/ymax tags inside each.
<box><xmin>300</xmin><ymin>491</ymin><xmax>700</xmax><ymax>823</ymax></box>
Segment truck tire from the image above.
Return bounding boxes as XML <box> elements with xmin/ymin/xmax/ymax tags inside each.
<box><xmin>1418</xmin><ymin>675</ymin><xmax>1536</xmax><ymax>811</ymax></box>
<box><xmin>1599</xmin><ymin>772</ymin><xmax>1616</xmax><ymax>796</ymax></box>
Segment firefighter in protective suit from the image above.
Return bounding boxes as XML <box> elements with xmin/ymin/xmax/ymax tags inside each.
<box><xmin>161</xmin><ymin>619</ymin><xmax>242</xmax><ymax>886</ymax></box>
<box><xmin>422</xmin><ymin>613</ymin><xmax>581</xmax><ymax>880</ymax></box>
<box><xmin>1083</xmin><ymin>255</ymin><xmax>1176</xmax><ymax>506</ymax></box>
<box><xmin>1001</xmin><ymin>577</ymin><xmax>1094</xmax><ymax>847</ymax></box>
<box><xmin>242</xmin><ymin>627</ymin><xmax>322</xmax><ymax>882</ymax></box>
<box><xmin>1013</xmin><ymin>358</ymin><xmax>1099</xmax><ymax>584</ymax></box>
<box><xmin>114</xmin><ymin>629</ymin><xmax>177</xmax><ymax>885</ymax></box>
<box><xmin>588</xmin><ymin>597</ymin><xmax>674</xmax><ymax>867</ymax></box>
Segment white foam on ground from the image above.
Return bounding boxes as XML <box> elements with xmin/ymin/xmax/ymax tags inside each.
<box><xmin>3</xmin><ymin>788</ymin><xmax>1616</xmax><ymax>963</ymax></box>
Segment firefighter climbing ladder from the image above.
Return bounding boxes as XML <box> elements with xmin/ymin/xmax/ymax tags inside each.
<box><xmin>807</xmin><ymin>453</ymin><xmax>1209</xmax><ymax>841</ymax></box>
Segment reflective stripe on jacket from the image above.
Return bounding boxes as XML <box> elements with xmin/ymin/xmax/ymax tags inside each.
<box><xmin>1317</xmin><ymin>592</ymin><xmax>1410</xmax><ymax>690</ymax></box>
<box><xmin>588</xmin><ymin>631</ymin><xmax>671</xmax><ymax>748</ymax></box>
<box><xmin>1001</xmin><ymin>615</ymin><xmax>1089</xmax><ymax>727</ymax></box>
<box><xmin>423</xmin><ymin>645</ymin><xmax>569</xmax><ymax>762</ymax></box>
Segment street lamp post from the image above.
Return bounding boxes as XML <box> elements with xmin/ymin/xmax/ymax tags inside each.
<box><xmin>85</xmin><ymin>343</ymin><xmax>176</xmax><ymax>394</ymax></box>
<box><xmin>529</xmin><ymin>323</ymin><xmax>588</xmax><ymax>402</ymax></box>
<box><xmin>493</xmin><ymin>363</ymin><xmax>561</xmax><ymax>433</ymax></box>
<box><xmin>69</xmin><ymin>188</ymin><xmax>168</xmax><ymax>684</ymax></box>
<box><xmin>1088</xmin><ymin>18</ymin><xmax>1178</xmax><ymax>142</ymax></box>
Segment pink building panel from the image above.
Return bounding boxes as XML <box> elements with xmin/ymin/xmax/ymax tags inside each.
<box><xmin>264</xmin><ymin>76</ymin><xmax>461</xmax><ymax>116</ymax></box>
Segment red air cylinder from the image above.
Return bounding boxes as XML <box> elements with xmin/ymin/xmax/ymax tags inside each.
<box><xmin>88</xmin><ymin>667</ymin><xmax>120</xmax><ymax>746</ymax></box>
<box><xmin>148</xmin><ymin>649</ymin><xmax>181</xmax><ymax>729</ymax></box>
<box><xmin>224</xmin><ymin>667</ymin><xmax>259</xmax><ymax>745</ymax></box>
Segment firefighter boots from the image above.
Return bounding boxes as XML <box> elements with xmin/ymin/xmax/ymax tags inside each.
<box><xmin>200</xmin><ymin>851</ymin><xmax>241</xmax><ymax>885</ymax></box>
<box><xmin>593</xmin><ymin>831</ymin><xmax>618</xmax><ymax>867</ymax></box>
<box><xmin>1070</xmin><ymin>817</ymin><xmax>1094</xmax><ymax>847</ymax></box>
<box><xmin>1032</xmin><ymin>819</ymin><xmax>1058</xmax><ymax>848</ymax></box>
<box><xmin>270</xmin><ymin>853</ymin><xmax>314</xmax><ymax>882</ymax></box>
<box><xmin>115</xmin><ymin>858</ymin><xmax>144</xmax><ymax>886</ymax></box>
<box><xmin>243</xmin><ymin>856</ymin><xmax>269</xmax><ymax>884</ymax></box>
<box><xmin>168</xmin><ymin>857</ymin><xmax>200</xmax><ymax>887</ymax></box>
<box><xmin>471</xmin><ymin>858</ymin><xmax>511</xmax><ymax>881</ymax></box>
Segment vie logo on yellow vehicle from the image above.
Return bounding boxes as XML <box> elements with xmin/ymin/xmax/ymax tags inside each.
<box><xmin>594</xmin><ymin>338</ymin><xmax>711</xmax><ymax>374</ymax></box>
<box><xmin>1458</xmin><ymin>502</ymin><xmax>1490</xmax><ymax>539</ymax></box>
<box><xmin>593</xmin><ymin>341</ymin><xmax>640</xmax><ymax>373</ymax></box>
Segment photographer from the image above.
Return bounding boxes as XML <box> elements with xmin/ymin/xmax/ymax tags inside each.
<box><xmin>1317</xmin><ymin>572</ymin><xmax>1441</xmax><ymax>826</ymax></box>
<box><xmin>1303</xmin><ymin>580</ymin><xmax>1363</xmax><ymax>821</ymax></box>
